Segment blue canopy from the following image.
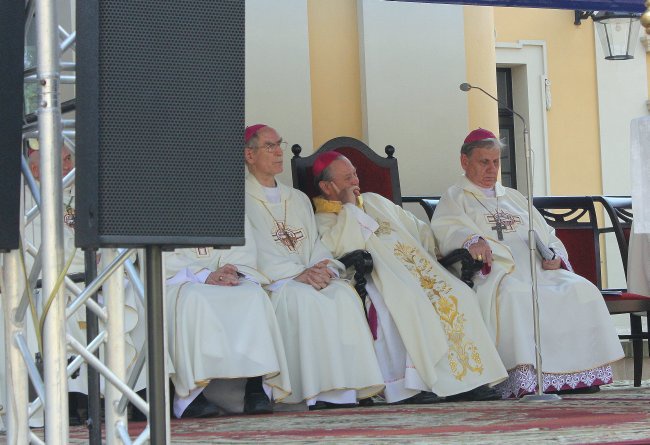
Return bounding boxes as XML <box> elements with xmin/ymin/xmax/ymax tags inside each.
<box><xmin>391</xmin><ymin>1</ymin><xmax>645</xmax><ymax>13</ymax></box>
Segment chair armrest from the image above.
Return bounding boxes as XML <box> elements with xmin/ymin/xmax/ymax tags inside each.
<box><xmin>438</xmin><ymin>248</ymin><xmax>483</xmax><ymax>289</ymax></box>
<box><xmin>338</xmin><ymin>249</ymin><xmax>373</xmax><ymax>302</ymax></box>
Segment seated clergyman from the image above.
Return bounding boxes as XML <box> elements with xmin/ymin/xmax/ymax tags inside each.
<box><xmin>164</xmin><ymin>217</ymin><xmax>291</xmax><ymax>418</ymax></box>
<box><xmin>313</xmin><ymin>151</ymin><xmax>507</xmax><ymax>403</ymax></box>
<box><xmin>431</xmin><ymin>128</ymin><xmax>624</xmax><ymax>397</ymax></box>
<box><xmin>244</xmin><ymin>124</ymin><xmax>385</xmax><ymax>409</ymax></box>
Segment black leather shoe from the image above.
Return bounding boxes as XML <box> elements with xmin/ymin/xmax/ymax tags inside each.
<box><xmin>555</xmin><ymin>385</ymin><xmax>601</xmax><ymax>395</ymax></box>
<box><xmin>243</xmin><ymin>392</ymin><xmax>273</xmax><ymax>415</ymax></box>
<box><xmin>358</xmin><ymin>397</ymin><xmax>375</xmax><ymax>407</ymax></box>
<box><xmin>308</xmin><ymin>401</ymin><xmax>357</xmax><ymax>410</ymax></box>
<box><xmin>129</xmin><ymin>389</ymin><xmax>148</xmax><ymax>422</ymax></box>
<box><xmin>446</xmin><ymin>384</ymin><xmax>502</xmax><ymax>402</ymax></box>
<box><xmin>393</xmin><ymin>391</ymin><xmax>444</xmax><ymax>405</ymax></box>
<box><xmin>180</xmin><ymin>392</ymin><xmax>220</xmax><ymax>419</ymax></box>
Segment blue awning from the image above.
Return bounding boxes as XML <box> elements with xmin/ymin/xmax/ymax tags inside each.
<box><xmin>391</xmin><ymin>1</ymin><xmax>645</xmax><ymax>13</ymax></box>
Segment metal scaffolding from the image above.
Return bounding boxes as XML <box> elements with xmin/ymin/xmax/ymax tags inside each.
<box><xmin>1</xmin><ymin>1</ymin><xmax>152</xmax><ymax>443</ymax></box>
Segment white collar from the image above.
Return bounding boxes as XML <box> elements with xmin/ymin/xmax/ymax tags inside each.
<box><xmin>263</xmin><ymin>185</ymin><xmax>281</xmax><ymax>204</ymax></box>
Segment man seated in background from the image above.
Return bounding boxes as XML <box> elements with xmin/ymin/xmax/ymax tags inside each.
<box><xmin>164</xmin><ymin>217</ymin><xmax>291</xmax><ymax>418</ymax></box>
<box><xmin>313</xmin><ymin>151</ymin><xmax>506</xmax><ymax>403</ymax></box>
<box><xmin>431</xmin><ymin>128</ymin><xmax>624</xmax><ymax>397</ymax></box>
<box><xmin>24</xmin><ymin>141</ymin><xmax>147</xmax><ymax>423</ymax></box>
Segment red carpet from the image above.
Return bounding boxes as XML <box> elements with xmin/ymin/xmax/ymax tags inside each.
<box><xmin>51</xmin><ymin>383</ymin><xmax>650</xmax><ymax>443</ymax></box>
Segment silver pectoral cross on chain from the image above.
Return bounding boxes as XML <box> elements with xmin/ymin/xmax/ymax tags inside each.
<box><xmin>492</xmin><ymin>216</ymin><xmax>504</xmax><ymax>241</ymax></box>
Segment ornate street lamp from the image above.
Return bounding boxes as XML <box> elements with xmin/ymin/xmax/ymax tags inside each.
<box><xmin>575</xmin><ymin>10</ymin><xmax>642</xmax><ymax>60</ymax></box>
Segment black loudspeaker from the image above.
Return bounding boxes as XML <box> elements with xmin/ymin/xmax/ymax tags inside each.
<box><xmin>0</xmin><ymin>2</ymin><xmax>24</xmax><ymax>252</ymax></box>
<box><xmin>76</xmin><ymin>0</ymin><xmax>245</xmax><ymax>248</ymax></box>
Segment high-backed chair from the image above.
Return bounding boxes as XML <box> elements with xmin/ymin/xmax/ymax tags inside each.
<box><xmin>291</xmin><ymin>137</ymin><xmax>481</xmax><ymax>289</ymax></box>
<box><xmin>533</xmin><ymin>195</ymin><xmax>650</xmax><ymax>386</ymax></box>
<box><xmin>593</xmin><ymin>196</ymin><xmax>633</xmax><ymax>275</ymax></box>
<box><xmin>292</xmin><ymin>137</ymin><xmax>403</xmax><ymax>205</ymax></box>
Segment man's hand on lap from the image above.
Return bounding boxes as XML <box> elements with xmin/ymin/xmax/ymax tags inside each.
<box><xmin>206</xmin><ymin>264</ymin><xmax>240</xmax><ymax>286</ymax></box>
<box><xmin>542</xmin><ymin>258</ymin><xmax>562</xmax><ymax>270</ymax></box>
<box><xmin>294</xmin><ymin>260</ymin><xmax>335</xmax><ymax>290</ymax></box>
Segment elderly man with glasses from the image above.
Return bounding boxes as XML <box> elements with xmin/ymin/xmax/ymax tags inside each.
<box><xmin>244</xmin><ymin>124</ymin><xmax>384</xmax><ymax>409</ymax></box>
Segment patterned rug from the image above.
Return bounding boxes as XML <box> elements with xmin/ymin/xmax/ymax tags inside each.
<box><xmin>26</xmin><ymin>382</ymin><xmax>650</xmax><ymax>444</ymax></box>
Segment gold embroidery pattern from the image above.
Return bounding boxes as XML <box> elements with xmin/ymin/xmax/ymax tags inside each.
<box><xmin>485</xmin><ymin>210</ymin><xmax>522</xmax><ymax>234</ymax></box>
<box><xmin>271</xmin><ymin>221</ymin><xmax>305</xmax><ymax>253</ymax></box>
<box><xmin>374</xmin><ymin>220</ymin><xmax>394</xmax><ymax>236</ymax></box>
<box><xmin>394</xmin><ymin>242</ymin><xmax>483</xmax><ymax>380</ymax></box>
<box><xmin>64</xmin><ymin>196</ymin><xmax>75</xmax><ymax>228</ymax></box>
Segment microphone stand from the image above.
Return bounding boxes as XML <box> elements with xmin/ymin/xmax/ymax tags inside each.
<box><xmin>460</xmin><ymin>83</ymin><xmax>560</xmax><ymax>402</ymax></box>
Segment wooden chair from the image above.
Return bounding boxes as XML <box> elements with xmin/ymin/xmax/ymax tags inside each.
<box><xmin>291</xmin><ymin>137</ymin><xmax>403</xmax><ymax>205</ymax></box>
<box><xmin>407</xmin><ymin>197</ymin><xmax>441</xmax><ymax>221</ymax></box>
<box><xmin>533</xmin><ymin>195</ymin><xmax>650</xmax><ymax>386</ymax></box>
<box><xmin>291</xmin><ymin>137</ymin><xmax>481</xmax><ymax>290</ymax></box>
<box><xmin>593</xmin><ymin>196</ymin><xmax>633</xmax><ymax>276</ymax></box>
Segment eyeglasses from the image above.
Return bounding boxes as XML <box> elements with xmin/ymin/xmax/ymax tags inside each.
<box><xmin>256</xmin><ymin>141</ymin><xmax>288</xmax><ymax>153</ymax></box>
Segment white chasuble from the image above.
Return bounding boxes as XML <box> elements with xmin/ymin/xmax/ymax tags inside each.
<box><xmin>245</xmin><ymin>174</ymin><xmax>384</xmax><ymax>405</ymax></box>
<box><xmin>164</xmin><ymin>218</ymin><xmax>291</xmax><ymax>403</ymax></box>
<box><xmin>23</xmin><ymin>187</ymin><xmax>144</xmax><ymax>396</ymax></box>
<box><xmin>432</xmin><ymin>176</ymin><xmax>624</xmax><ymax>397</ymax></box>
<box><xmin>315</xmin><ymin>193</ymin><xmax>507</xmax><ymax>398</ymax></box>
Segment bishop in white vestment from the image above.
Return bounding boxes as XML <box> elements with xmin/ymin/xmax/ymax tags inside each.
<box><xmin>165</xmin><ymin>217</ymin><xmax>291</xmax><ymax>417</ymax></box>
<box><xmin>24</xmin><ymin>147</ymin><xmax>144</xmax><ymax>397</ymax></box>
<box><xmin>312</xmin><ymin>152</ymin><xmax>507</xmax><ymax>402</ymax></box>
<box><xmin>431</xmin><ymin>129</ymin><xmax>624</xmax><ymax>397</ymax></box>
<box><xmin>244</xmin><ymin>125</ymin><xmax>384</xmax><ymax>407</ymax></box>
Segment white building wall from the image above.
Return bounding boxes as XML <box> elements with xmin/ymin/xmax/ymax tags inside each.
<box><xmin>596</xmin><ymin>29</ymin><xmax>648</xmax><ymax>290</ymax></box>
<box><xmin>245</xmin><ymin>0</ymin><xmax>313</xmax><ymax>186</ymax></box>
<box><xmin>358</xmin><ymin>0</ymin><xmax>469</xmax><ymax>206</ymax></box>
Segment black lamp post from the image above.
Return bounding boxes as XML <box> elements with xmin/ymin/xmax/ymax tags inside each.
<box><xmin>575</xmin><ymin>10</ymin><xmax>642</xmax><ymax>60</ymax></box>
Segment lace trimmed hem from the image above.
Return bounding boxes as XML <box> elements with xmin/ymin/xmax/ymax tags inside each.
<box><xmin>496</xmin><ymin>364</ymin><xmax>614</xmax><ymax>399</ymax></box>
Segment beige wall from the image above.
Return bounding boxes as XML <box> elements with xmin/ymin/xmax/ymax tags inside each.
<box><xmin>463</xmin><ymin>6</ymin><xmax>499</xmax><ymax>134</ymax></box>
<box><xmin>246</xmin><ymin>0</ymin><xmax>313</xmax><ymax>185</ymax></box>
<box><xmin>358</xmin><ymin>0</ymin><xmax>469</xmax><ymax>199</ymax></box>
<box><xmin>307</xmin><ymin>0</ymin><xmax>363</xmax><ymax>148</ymax></box>
<box><xmin>493</xmin><ymin>8</ymin><xmax>603</xmax><ymax>195</ymax></box>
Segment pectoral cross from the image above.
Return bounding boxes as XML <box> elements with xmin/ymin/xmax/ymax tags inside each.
<box><xmin>491</xmin><ymin>217</ymin><xmax>504</xmax><ymax>241</ymax></box>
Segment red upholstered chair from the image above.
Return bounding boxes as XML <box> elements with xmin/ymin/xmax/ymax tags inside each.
<box><xmin>291</xmin><ymin>137</ymin><xmax>481</xmax><ymax>290</ymax></box>
<box><xmin>533</xmin><ymin>195</ymin><xmax>650</xmax><ymax>387</ymax></box>
<box><xmin>291</xmin><ymin>137</ymin><xmax>402</xmax><ymax>205</ymax></box>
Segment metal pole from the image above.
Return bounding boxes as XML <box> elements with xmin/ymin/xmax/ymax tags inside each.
<box><xmin>520</xmin><ymin>127</ymin><xmax>560</xmax><ymax>402</ymax></box>
<box><xmin>104</xmin><ymin>249</ymin><xmax>127</xmax><ymax>444</ymax></box>
<box><xmin>84</xmin><ymin>250</ymin><xmax>102</xmax><ymax>444</ymax></box>
<box><xmin>35</xmin><ymin>0</ymin><xmax>69</xmax><ymax>441</ymax></box>
<box><xmin>145</xmin><ymin>246</ymin><xmax>170</xmax><ymax>444</ymax></box>
<box><xmin>462</xmin><ymin>84</ymin><xmax>560</xmax><ymax>401</ymax></box>
<box><xmin>3</xmin><ymin>251</ymin><xmax>29</xmax><ymax>444</ymax></box>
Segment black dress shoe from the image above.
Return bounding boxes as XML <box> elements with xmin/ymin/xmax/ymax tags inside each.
<box><xmin>308</xmin><ymin>401</ymin><xmax>357</xmax><ymax>411</ymax></box>
<box><xmin>358</xmin><ymin>397</ymin><xmax>375</xmax><ymax>407</ymax></box>
<box><xmin>446</xmin><ymin>384</ymin><xmax>502</xmax><ymax>402</ymax></box>
<box><xmin>129</xmin><ymin>389</ymin><xmax>148</xmax><ymax>422</ymax></box>
<box><xmin>243</xmin><ymin>392</ymin><xmax>273</xmax><ymax>415</ymax></box>
<box><xmin>393</xmin><ymin>391</ymin><xmax>444</xmax><ymax>405</ymax></box>
<box><xmin>555</xmin><ymin>385</ymin><xmax>601</xmax><ymax>395</ymax></box>
<box><xmin>180</xmin><ymin>392</ymin><xmax>220</xmax><ymax>419</ymax></box>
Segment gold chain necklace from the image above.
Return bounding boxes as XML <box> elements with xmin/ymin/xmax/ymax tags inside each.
<box><xmin>472</xmin><ymin>194</ymin><xmax>505</xmax><ymax>241</ymax></box>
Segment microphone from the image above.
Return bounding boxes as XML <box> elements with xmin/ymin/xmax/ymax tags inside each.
<box><xmin>458</xmin><ymin>82</ymin><xmax>526</xmax><ymax>130</ymax></box>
